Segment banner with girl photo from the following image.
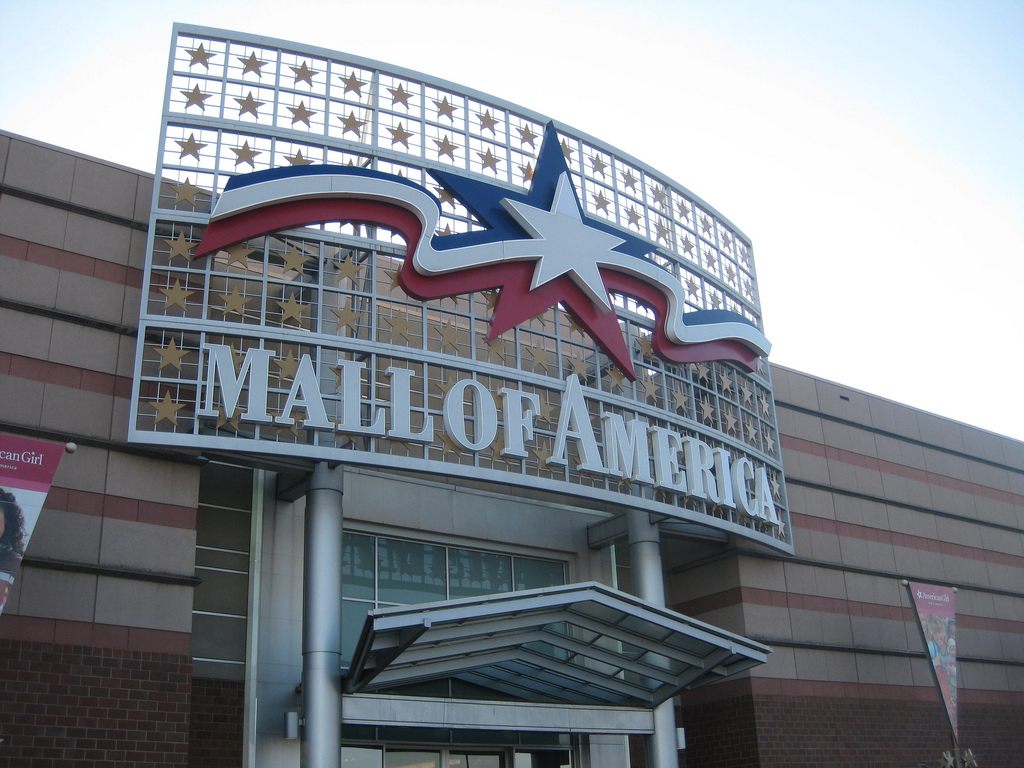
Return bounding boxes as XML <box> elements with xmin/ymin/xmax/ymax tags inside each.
<box><xmin>0</xmin><ymin>434</ymin><xmax>65</xmax><ymax>615</ymax></box>
<box><xmin>908</xmin><ymin>580</ymin><xmax>958</xmax><ymax>740</ymax></box>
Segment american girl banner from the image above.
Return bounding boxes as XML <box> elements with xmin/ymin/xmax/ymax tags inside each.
<box><xmin>908</xmin><ymin>581</ymin><xmax>958</xmax><ymax>740</ymax></box>
<box><xmin>0</xmin><ymin>434</ymin><xmax>65</xmax><ymax>615</ymax></box>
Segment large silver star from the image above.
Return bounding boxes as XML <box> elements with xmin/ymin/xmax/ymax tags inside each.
<box><xmin>501</xmin><ymin>172</ymin><xmax>624</xmax><ymax>309</ymax></box>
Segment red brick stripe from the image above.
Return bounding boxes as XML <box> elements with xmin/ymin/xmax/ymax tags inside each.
<box><xmin>792</xmin><ymin>510</ymin><xmax>1024</xmax><ymax>569</ymax></box>
<box><xmin>45</xmin><ymin>486</ymin><xmax>196</xmax><ymax>529</ymax></box>
<box><xmin>781</xmin><ymin>434</ymin><xmax>1024</xmax><ymax>507</ymax></box>
<box><xmin>680</xmin><ymin>674</ymin><xmax>1024</xmax><ymax>706</ymax></box>
<box><xmin>0</xmin><ymin>234</ymin><xmax>144</xmax><ymax>289</ymax></box>
<box><xmin>0</xmin><ymin>615</ymin><xmax>189</xmax><ymax>654</ymax></box>
<box><xmin>0</xmin><ymin>351</ymin><xmax>134</xmax><ymax>398</ymax></box>
<box><xmin>674</xmin><ymin>586</ymin><xmax>1024</xmax><ymax>635</ymax></box>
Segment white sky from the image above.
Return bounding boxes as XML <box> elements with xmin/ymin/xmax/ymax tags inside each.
<box><xmin>2</xmin><ymin>0</ymin><xmax>1023</xmax><ymax>442</ymax></box>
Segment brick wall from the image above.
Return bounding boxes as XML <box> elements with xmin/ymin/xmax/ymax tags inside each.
<box><xmin>0</xmin><ymin>638</ymin><xmax>190</xmax><ymax>767</ymax></box>
<box><xmin>679</xmin><ymin>683</ymin><xmax>1024</xmax><ymax>768</ymax></box>
<box><xmin>187</xmin><ymin>678</ymin><xmax>243</xmax><ymax>768</ymax></box>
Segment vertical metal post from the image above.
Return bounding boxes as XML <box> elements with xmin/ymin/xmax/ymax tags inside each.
<box><xmin>303</xmin><ymin>463</ymin><xmax>344</xmax><ymax>768</ymax></box>
<box><xmin>627</xmin><ymin>510</ymin><xmax>678</xmax><ymax>768</ymax></box>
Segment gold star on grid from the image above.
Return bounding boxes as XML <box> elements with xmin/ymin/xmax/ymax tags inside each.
<box><xmin>186</xmin><ymin>43</ymin><xmax>214</xmax><ymax>68</ymax></box>
<box><xmin>238</xmin><ymin>52</ymin><xmax>265</xmax><ymax>76</ymax></box>
<box><xmin>180</xmin><ymin>85</ymin><xmax>211</xmax><ymax>111</ymax></box>
<box><xmin>437</xmin><ymin>224</ymin><xmax>453</xmax><ymax>236</ymax></box>
<box><xmin>637</xmin><ymin>335</ymin><xmax>654</xmax><ymax>358</ymax></box>
<box><xmin>385</xmin><ymin>268</ymin><xmax>402</xmax><ymax>291</ymax></box>
<box><xmin>384</xmin><ymin>313</ymin><xmax>420</xmax><ymax>344</ymax></box>
<box><xmin>590</xmin><ymin>154</ymin><xmax>607</xmax><ymax>177</ymax></box>
<box><xmin>725</xmin><ymin>264</ymin><xmax>737</xmax><ymax>283</ymax></box>
<box><xmin>160</xmin><ymin>279</ymin><xmax>192</xmax><ymax>310</ymax></box>
<box><xmin>518</xmin><ymin>162</ymin><xmax>534</xmax><ymax>183</ymax></box>
<box><xmin>389</xmin><ymin>123</ymin><xmax>413</xmax><ymax>148</ymax></box>
<box><xmin>686</xmin><ymin>277</ymin><xmax>700</xmax><ymax>298</ymax></box>
<box><xmin>651</xmin><ymin>185</ymin><xmax>669</xmax><ymax>208</ymax></box>
<box><xmin>745</xmin><ymin>419</ymin><xmax>759</xmax><ymax>443</ymax></box>
<box><xmin>478</xmin><ymin>333</ymin><xmax>509</xmax><ymax>363</ymax></box>
<box><xmin>434</xmin><ymin>321</ymin><xmax>460</xmax><ymax>352</ymax></box>
<box><xmin>281</xmin><ymin>245</ymin><xmax>312</xmax><ymax>273</ymax></box>
<box><xmin>432</xmin><ymin>186</ymin><xmax>455</xmax><ymax>208</ymax></box>
<box><xmin>481</xmin><ymin>290</ymin><xmax>500</xmax><ymax>310</ymax></box>
<box><xmin>439</xmin><ymin>429</ymin><xmax>464</xmax><ymax>455</ymax></box>
<box><xmin>176</xmin><ymin>133</ymin><xmax>206</xmax><ymax>160</ymax></box>
<box><xmin>163</xmin><ymin>232</ymin><xmax>194</xmax><ymax>261</ymax></box>
<box><xmin>625</xmin><ymin>206</ymin><xmax>642</xmax><ymax>227</ymax></box>
<box><xmin>699</xmin><ymin>398</ymin><xmax>715</xmax><ymax>423</ymax></box>
<box><xmin>763</xmin><ymin>429</ymin><xmax>776</xmax><ymax>455</ymax></box>
<box><xmin>286</xmin><ymin>149</ymin><xmax>314</xmax><ymax>166</ymax></box>
<box><xmin>289</xmin><ymin>101</ymin><xmax>316</xmax><ymax>127</ymax></box>
<box><xmin>769</xmin><ymin>473</ymin><xmax>781</xmax><ymax>499</ymax></box>
<box><xmin>681</xmin><ymin>236</ymin><xmax>695</xmax><ymax>255</ymax></box>
<box><xmin>219</xmin><ymin>289</ymin><xmax>249</xmax><ymax>316</ymax></box>
<box><xmin>621</xmin><ymin>169</ymin><xmax>638</xmax><ymax>190</ymax></box>
<box><xmin>434</xmin><ymin>96</ymin><xmax>456</xmax><ymax>120</ymax></box>
<box><xmin>718</xmin><ymin>371</ymin><xmax>734</xmax><ymax>395</ymax></box>
<box><xmin>171</xmin><ymin>178</ymin><xmax>202</xmax><ymax>206</ymax></box>
<box><xmin>640</xmin><ymin>375</ymin><xmax>658</xmax><ymax>402</ymax></box>
<box><xmin>235</xmin><ymin>91</ymin><xmax>263</xmax><ymax>117</ymax></box>
<box><xmin>759</xmin><ymin>393</ymin><xmax>771</xmax><ymax>416</ymax></box>
<box><xmin>388</xmin><ymin>83</ymin><xmax>412</xmax><ymax>107</ymax></box>
<box><xmin>617</xmin><ymin>476</ymin><xmax>633</xmax><ymax>492</ymax></box>
<box><xmin>477</xmin><ymin>110</ymin><xmax>498</xmax><ymax>134</ymax></box>
<box><xmin>560</xmin><ymin>139</ymin><xmax>573</xmax><ymax>160</ymax></box>
<box><xmin>331</xmin><ymin>303</ymin><xmax>361</xmax><ymax>333</ymax></box>
<box><xmin>655</xmin><ymin>220</ymin><xmax>672</xmax><ymax>242</ymax></box>
<box><xmin>153</xmin><ymin>392</ymin><xmax>185</xmax><ymax>426</ymax></box>
<box><xmin>216</xmin><ymin>406</ymin><xmax>240</xmax><ymax>431</ymax></box>
<box><xmin>530</xmin><ymin>441</ymin><xmax>553</xmax><ymax>467</ymax></box>
<box><xmin>291</xmin><ymin>61</ymin><xmax>317</xmax><ymax>85</ymax></box>
<box><xmin>434</xmin><ymin>135</ymin><xmax>457</xmax><ymax>160</ymax></box>
<box><xmin>277</xmin><ymin>295</ymin><xmax>306</xmax><ymax>325</ymax></box>
<box><xmin>592</xmin><ymin>191</ymin><xmax>610</xmax><ymax>214</ymax></box>
<box><xmin>700</xmin><ymin>215</ymin><xmax>713</xmax><ymax>234</ymax></box>
<box><xmin>232</xmin><ymin>141</ymin><xmax>261</xmax><ymax>167</ymax></box>
<box><xmin>333</xmin><ymin>257</ymin><xmax>363</xmax><ymax>285</ymax></box>
<box><xmin>155</xmin><ymin>339</ymin><xmax>188</xmax><ymax>370</ymax></box>
<box><xmin>339</xmin><ymin>111</ymin><xmax>365</xmax><ymax>138</ymax></box>
<box><xmin>536</xmin><ymin>396</ymin><xmax>557</xmax><ymax>426</ymax></box>
<box><xmin>671</xmin><ymin>387</ymin><xmax>688</xmax><ymax>411</ymax></box>
<box><xmin>477</xmin><ymin>149</ymin><xmax>499</xmax><ymax>173</ymax></box>
<box><xmin>694</xmin><ymin>361</ymin><xmax>710</xmax><ymax>382</ymax></box>
<box><xmin>607</xmin><ymin>367</ymin><xmax>627</xmax><ymax>388</ymax></box>
<box><xmin>567</xmin><ymin>354</ymin><xmax>589</xmax><ymax>378</ymax></box>
<box><xmin>710</xmin><ymin>293</ymin><xmax>723</xmax><ymax>310</ymax></box>
<box><xmin>222</xmin><ymin>243</ymin><xmax>255</xmax><ymax>269</ymax></box>
<box><xmin>722</xmin><ymin>407</ymin><xmax>738</xmax><ymax>434</ymax></box>
<box><xmin>229</xmin><ymin>345</ymin><xmax>247</xmax><ymax>368</ymax></box>
<box><xmin>740</xmin><ymin>381</ymin><xmax>754</xmax><ymax>404</ymax></box>
<box><xmin>340</xmin><ymin>72</ymin><xmax>363</xmax><ymax>95</ymax></box>
<box><xmin>517</xmin><ymin>125</ymin><xmax>537</xmax><ymax>147</ymax></box>
<box><xmin>274</xmin><ymin>351</ymin><xmax>300</xmax><ymax>380</ymax></box>
<box><xmin>527</xmin><ymin>346</ymin><xmax>554</xmax><ymax>374</ymax></box>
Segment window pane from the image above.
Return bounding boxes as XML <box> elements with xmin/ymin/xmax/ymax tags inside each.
<box><xmin>343</xmin><ymin>533</ymin><xmax>375</xmax><ymax>600</ymax></box>
<box><xmin>342</xmin><ymin>599</ymin><xmax>371</xmax><ymax>665</ymax></box>
<box><xmin>378</xmin><ymin>538</ymin><xmax>447</xmax><ymax>604</ymax></box>
<box><xmin>514</xmin><ymin>557</ymin><xmax>566</xmax><ymax>591</ymax></box>
<box><xmin>386</xmin><ymin>751</ymin><xmax>440</xmax><ymax>768</ymax></box>
<box><xmin>344</xmin><ymin>746</ymin><xmax>382</xmax><ymax>768</ymax></box>
<box><xmin>449</xmin><ymin>549</ymin><xmax>511</xmax><ymax>598</ymax></box>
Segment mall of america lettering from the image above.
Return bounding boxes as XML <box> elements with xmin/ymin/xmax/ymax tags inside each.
<box><xmin>197</xmin><ymin>344</ymin><xmax>780</xmax><ymax>527</ymax></box>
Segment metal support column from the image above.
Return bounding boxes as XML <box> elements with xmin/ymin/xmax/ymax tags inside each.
<box><xmin>627</xmin><ymin>510</ymin><xmax>678</xmax><ymax>768</ymax></box>
<box><xmin>302</xmin><ymin>463</ymin><xmax>344</xmax><ymax>768</ymax></box>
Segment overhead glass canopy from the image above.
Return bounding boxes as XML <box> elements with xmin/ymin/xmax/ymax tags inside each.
<box><xmin>344</xmin><ymin>583</ymin><xmax>769</xmax><ymax>708</ymax></box>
